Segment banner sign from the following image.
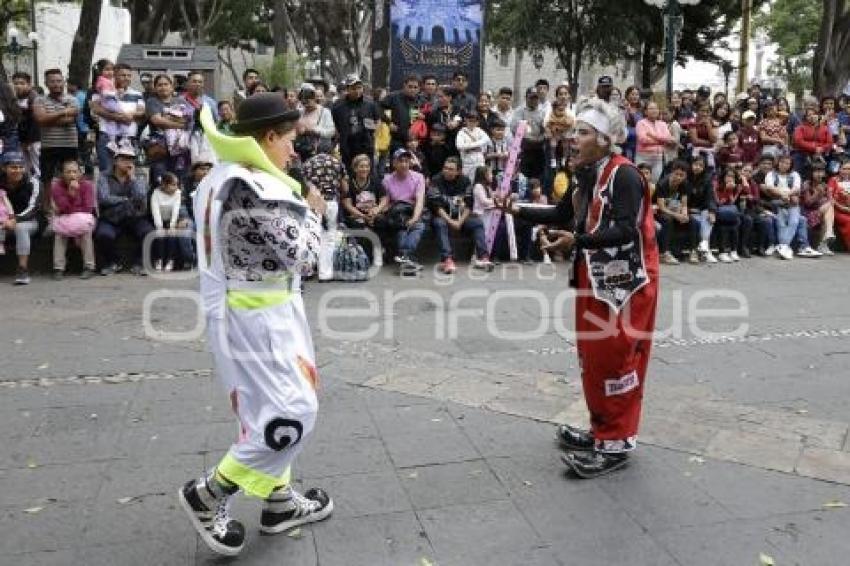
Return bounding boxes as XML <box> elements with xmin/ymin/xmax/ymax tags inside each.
<box><xmin>389</xmin><ymin>0</ymin><xmax>483</xmax><ymax>93</ymax></box>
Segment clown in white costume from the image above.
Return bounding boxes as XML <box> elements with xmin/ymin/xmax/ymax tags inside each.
<box><xmin>177</xmin><ymin>94</ymin><xmax>333</xmax><ymax>557</ymax></box>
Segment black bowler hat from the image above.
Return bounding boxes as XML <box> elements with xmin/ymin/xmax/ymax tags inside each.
<box><xmin>231</xmin><ymin>93</ymin><xmax>301</xmax><ymax>135</ymax></box>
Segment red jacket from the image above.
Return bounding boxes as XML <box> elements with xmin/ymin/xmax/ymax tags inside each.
<box><xmin>793</xmin><ymin>122</ymin><xmax>832</xmax><ymax>155</ymax></box>
<box><xmin>51</xmin><ymin>178</ymin><xmax>96</xmax><ymax>215</ymax></box>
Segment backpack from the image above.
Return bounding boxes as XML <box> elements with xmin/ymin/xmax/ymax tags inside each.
<box><xmin>333</xmin><ymin>236</ymin><xmax>370</xmax><ymax>281</ymax></box>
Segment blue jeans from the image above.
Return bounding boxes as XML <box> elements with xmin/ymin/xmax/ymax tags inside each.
<box><xmin>755</xmin><ymin>214</ymin><xmax>777</xmax><ymax>249</ymax></box>
<box><xmin>689</xmin><ymin>210</ymin><xmax>713</xmax><ymax>248</ymax></box>
<box><xmin>463</xmin><ymin>215</ymin><xmax>488</xmax><ymax>259</ymax></box>
<box><xmin>396</xmin><ymin>220</ymin><xmax>424</xmax><ymax>258</ymax></box>
<box><xmin>793</xmin><ymin>213</ymin><xmax>811</xmax><ymax>249</ymax></box>
<box><xmin>96</xmin><ymin>132</ymin><xmax>114</xmax><ymax>173</ymax></box>
<box><xmin>431</xmin><ymin>215</ymin><xmax>453</xmax><ymax>260</ymax></box>
<box><xmin>775</xmin><ymin>205</ymin><xmax>800</xmax><ymax>246</ymax></box>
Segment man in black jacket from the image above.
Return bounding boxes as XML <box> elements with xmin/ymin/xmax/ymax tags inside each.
<box><xmin>331</xmin><ymin>75</ymin><xmax>380</xmax><ymax>173</ymax></box>
<box><xmin>383</xmin><ymin>75</ymin><xmax>422</xmax><ymax>154</ymax></box>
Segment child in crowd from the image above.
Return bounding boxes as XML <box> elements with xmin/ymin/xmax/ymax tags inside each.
<box><xmin>151</xmin><ymin>172</ymin><xmax>190</xmax><ymax>271</ymax></box>
<box><xmin>0</xmin><ymin>188</ymin><xmax>13</xmax><ymax>255</ymax></box>
<box><xmin>469</xmin><ymin>165</ymin><xmax>495</xmax><ymax>269</ymax></box>
<box><xmin>526</xmin><ymin>179</ymin><xmax>553</xmax><ymax>264</ymax></box>
<box><xmin>405</xmin><ymin>135</ymin><xmax>425</xmax><ymax>173</ymax></box>
<box><xmin>716</xmin><ymin>131</ymin><xmax>745</xmax><ymax>170</ymax></box>
<box><xmin>486</xmin><ymin>119</ymin><xmax>510</xmax><ymax>176</ymax></box>
<box><xmin>50</xmin><ymin>159</ymin><xmax>96</xmax><ymax>279</ymax></box>
<box><xmin>801</xmin><ymin>159</ymin><xmax>836</xmax><ymax>255</ymax></box>
<box><xmin>713</xmin><ymin>167</ymin><xmax>746</xmax><ymax>262</ymax></box>
<box><xmin>455</xmin><ymin>111</ymin><xmax>491</xmax><ymax>181</ymax></box>
<box><xmin>638</xmin><ymin>163</ymin><xmax>656</xmax><ymax>198</ymax></box>
<box><xmin>422</xmin><ymin>123</ymin><xmax>451</xmax><ymax>178</ymax></box>
<box><xmin>92</xmin><ymin>59</ymin><xmax>132</xmax><ymax>144</ymax></box>
<box><xmin>544</xmin><ymin>100</ymin><xmax>573</xmax><ymax>168</ymax></box>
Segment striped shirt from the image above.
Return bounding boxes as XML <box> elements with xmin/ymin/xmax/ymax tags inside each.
<box><xmin>35</xmin><ymin>94</ymin><xmax>78</xmax><ymax>149</ymax></box>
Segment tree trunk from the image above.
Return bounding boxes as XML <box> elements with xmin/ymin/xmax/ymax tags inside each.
<box><xmin>68</xmin><ymin>0</ymin><xmax>102</xmax><ymax>88</ymax></box>
<box><xmin>640</xmin><ymin>42</ymin><xmax>654</xmax><ymax>89</ymax></box>
<box><xmin>813</xmin><ymin>0</ymin><xmax>850</xmax><ymax>96</ymax></box>
<box><xmin>271</xmin><ymin>0</ymin><xmax>290</xmax><ymax>56</ymax></box>
<box><xmin>131</xmin><ymin>0</ymin><xmax>173</xmax><ymax>44</ymax></box>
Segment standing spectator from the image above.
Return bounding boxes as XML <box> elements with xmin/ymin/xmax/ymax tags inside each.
<box><xmin>50</xmin><ymin>159</ymin><xmax>96</xmax><ymax>279</ymax></box>
<box><xmin>0</xmin><ymin>152</ymin><xmax>40</xmax><ymax>284</ymax></box>
<box><xmin>0</xmin><ymin>80</ymin><xmax>22</xmax><ymax>154</ymax></box>
<box><xmin>550</xmin><ymin>84</ymin><xmax>573</xmax><ymax>117</ymax></box>
<box><xmin>94</xmin><ymin>143</ymin><xmax>153</xmax><ymax>275</ymax></box>
<box><xmin>759</xmin><ymin>100</ymin><xmax>788</xmax><ymax>158</ymax></box>
<box><xmin>687</xmin><ymin>155</ymin><xmax>717</xmax><ymax>263</ymax></box>
<box><xmin>738</xmin><ymin>110</ymin><xmax>761</xmax><ymax>165</ymax></box>
<box><xmin>331</xmin><ymin>75</ymin><xmax>380</xmax><ymax>173</ymax></box>
<box><xmin>451</xmin><ymin>72</ymin><xmax>477</xmax><ymax>115</ymax></box>
<box><xmin>661</xmin><ymin>106</ymin><xmax>683</xmax><ymax>167</ymax></box>
<box><xmin>233</xmin><ymin>68</ymin><xmax>261</xmax><ymax>108</ymax></box>
<box><xmin>468</xmin><ymin>165</ymin><xmax>496</xmax><ymax>268</ymax></box>
<box><xmin>382</xmin><ymin>75</ymin><xmax>421</xmax><ymax>153</ymax></box>
<box><xmin>828</xmin><ymin>159</ymin><xmax>850</xmax><ymax>251</ymax></box>
<box><xmin>427</xmin><ymin>86</ymin><xmax>463</xmax><ymax>155</ymax></box>
<box><xmin>511</xmin><ymin>88</ymin><xmax>546</xmax><ymax>181</ymax></box>
<box><xmin>145</xmin><ymin>74</ymin><xmax>192</xmax><ymax>186</ymax></box>
<box><xmin>635</xmin><ymin>101</ymin><xmax>670</xmax><ymax>182</ymax></box>
<box><xmin>33</xmin><ymin>69</ymin><xmax>79</xmax><ymax>188</ymax></box>
<box><xmin>295</xmin><ymin>86</ymin><xmax>336</xmax><ymax>160</ymax></box>
<box><xmin>455</xmin><ymin>111</ymin><xmax>491</xmax><ymax>181</ymax></box>
<box><xmin>12</xmin><ymin>72</ymin><xmax>41</xmax><ymax>179</ymax></box>
<box><xmin>485</xmin><ymin>118</ymin><xmax>510</xmax><ymax>176</ymax></box>
<box><xmin>801</xmin><ymin>159</ymin><xmax>836</xmax><ymax>255</ymax></box>
<box><xmin>476</xmin><ymin>92</ymin><xmax>497</xmax><ymax>134</ymax></box>
<box><xmin>217</xmin><ymin>100</ymin><xmax>235</xmax><ymax>134</ymax></box>
<box><xmin>595</xmin><ymin>76</ymin><xmax>613</xmax><ymax>103</ymax></box>
<box><xmin>425</xmin><ymin>156</ymin><xmax>472</xmax><ymax>273</ymax></box>
<box><xmin>374</xmin><ymin>148</ymin><xmax>426</xmax><ymax>273</ymax></box>
<box><xmin>493</xmin><ymin>87</ymin><xmax>514</xmax><ymax>125</ymax></box>
<box><xmin>535</xmin><ymin>79</ymin><xmax>551</xmax><ymax>117</ymax></box>
<box><xmin>91</xmin><ymin>63</ymin><xmax>145</xmax><ymax>173</ymax></box>
<box><xmin>183</xmin><ymin>71</ymin><xmax>219</xmax><ymax>122</ymax></box>
<box><xmin>418</xmin><ymin>74</ymin><xmax>439</xmax><ymax>114</ymax></box>
<box><xmin>838</xmin><ymin>95</ymin><xmax>850</xmax><ymax>152</ymax></box>
<box><xmin>622</xmin><ymin>86</ymin><xmax>643</xmax><ymax>161</ymax></box>
<box><xmin>139</xmin><ymin>72</ymin><xmax>155</xmax><ymax>101</ymax></box>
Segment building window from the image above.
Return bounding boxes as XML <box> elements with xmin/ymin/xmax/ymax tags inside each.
<box><xmin>499</xmin><ymin>48</ymin><xmax>510</xmax><ymax>67</ymax></box>
<box><xmin>143</xmin><ymin>48</ymin><xmax>193</xmax><ymax>60</ymax></box>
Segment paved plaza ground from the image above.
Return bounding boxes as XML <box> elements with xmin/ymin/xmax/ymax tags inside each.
<box><xmin>2</xmin><ymin>256</ymin><xmax>850</xmax><ymax>565</ymax></box>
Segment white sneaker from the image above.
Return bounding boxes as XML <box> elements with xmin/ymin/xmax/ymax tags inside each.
<box><xmin>797</xmin><ymin>246</ymin><xmax>822</xmax><ymax>258</ymax></box>
<box><xmin>817</xmin><ymin>241</ymin><xmax>834</xmax><ymax>256</ymax></box>
<box><xmin>697</xmin><ymin>240</ymin><xmax>710</xmax><ymax>253</ymax></box>
<box><xmin>718</xmin><ymin>252</ymin><xmax>733</xmax><ymax>263</ymax></box>
<box><xmin>730</xmin><ymin>251</ymin><xmax>740</xmax><ymax>261</ymax></box>
<box><xmin>778</xmin><ymin>245</ymin><xmax>794</xmax><ymax>260</ymax></box>
<box><xmin>164</xmin><ymin>260</ymin><xmax>174</xmax><ymax>272</ymax></box>
<box><xmin>704</xmin><ymin>251</ymin><xmax>719</xmax><ymax>263</ymax></box>
<box><xmin>543</xmin><ymin>252</ymin><xmax>552</xmax><ymax>265</ymax></box>
<box><xmin>764</xmin><ymin>245</ymin><xmax>777</xmax><ymax>256</ymax></box>
<box><xmin>154</xmin><ymin>259</ymin><xmax>163</xmax><ymax>271</ymax></box>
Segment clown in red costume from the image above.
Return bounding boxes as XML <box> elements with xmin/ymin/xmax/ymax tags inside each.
<box><xmin>500</xmin><ymin>97</ymin><xmax>659</xmax><ymax>478</ymax></box>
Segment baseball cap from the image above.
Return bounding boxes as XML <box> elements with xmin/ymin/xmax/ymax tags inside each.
<box><xmin>742</xmin><ymin>110</ymin><xmax>757</xmax><ymax>121</ymax></box>
<box><xmin>393</xmin><ymin>148</ymin><xmax>412</xmax><ymax>160</ymax></box>
<box><xmin>112</xmin><ymin>141</ymin><xmax>137</xmax><ymax>158</ymax></box>
<box><xmin>342</xmin><ymin>74</ymin><xmax>362</xmax><ymax>87</ymax></box>
<box><xmin>0</xmin><ymin>151</ymin><xmax>25</xmax><ymax>165</ymax></box>
<box><xmin>597</xmin><ymin>76</ymin><xmax>613</xmax><ymax>87</ymax></box>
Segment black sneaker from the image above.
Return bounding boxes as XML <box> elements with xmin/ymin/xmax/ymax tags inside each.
<box><xmin>80</xmin><ymin>268</ymin><xmax>94</xmax><ymax>280</ymax></box>
<box><xmin>556</xmin><ymin>424</ymin><xmax>595</xmax><ymax>452</ymax></box>
<box><xmin>53</xmin><ymin>270</ymin><xmax>64</xmax><ymax>281</ymax></box>
<box><xmin>562</xmin><ymin>451</ymin><xmax>629</xmax><ymax>479</ymax></box>
<box><xmin>130</xmin><ymin>264</ymin><xmax>148</xmax><ymax>276</ymax></box>
<box><xmin>259</xmin><ymin>486</ymin><xmax>333</xmax><ymax>535</ymax></box>
<box><xmin>14</xmin><ymin>268</ymin><xmax>31</xmax><ymax>285</ymax></box>
<box><xmin>99</xmin><ymin>264</ymin><xmax>116</xmax><ymax>276</ymax></box>
<box><xmin>178</xmin><ymin>480</ymin><xmax>245</xmax><ymax>556</ymax></box>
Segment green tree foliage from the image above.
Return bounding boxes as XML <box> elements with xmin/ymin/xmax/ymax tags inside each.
<box><xmin>753</xmin><ymin>0</ymin><xmax>820</xmax><ymax>97</ymax></box>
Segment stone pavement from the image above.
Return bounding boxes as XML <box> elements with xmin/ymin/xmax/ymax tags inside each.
<box><xmin>2</xmin><ymin>257</ymin><xmax>850</xmax><ymax>565</ymax></box>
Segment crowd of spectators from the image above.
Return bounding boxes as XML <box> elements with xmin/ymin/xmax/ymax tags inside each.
<box><xmin>1</xmin><ymin>60</ymin><xmax>849</xmax><ymax>284</ymax></box>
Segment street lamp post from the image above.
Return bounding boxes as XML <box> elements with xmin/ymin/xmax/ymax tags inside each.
<box><xmin>5</xmin><ymin>27</ymin><xmax>39</xmax><ymax>76</ymax></box>
<box><xmin>720</xmin><ymin>60</ymin><xmax>735</xmax><ymax>97</ymax></box>
<box><xmin>643</xmin><ymin>0</ymin><xmax>701</xmax><ymax>102</ymax></box>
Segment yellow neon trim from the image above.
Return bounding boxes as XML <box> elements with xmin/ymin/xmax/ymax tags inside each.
<box><xmin>217</xmin><ymin>453</ymin><xmax>280</xmax><ymax>499</ymax></box>
<box><xmin>226</xmin><ymin>289</ymin><xmax>293</xmax><ymax>310</ymax></box>
<box><xmin>199</xmin><ymin>106</ymin><xmax>303</xmax><ymax>197</ymax></box>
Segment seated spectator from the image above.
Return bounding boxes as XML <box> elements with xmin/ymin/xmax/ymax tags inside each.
<box><xmin>821</xmin><ymin>96</ymin><xmax>847</xmax><ymax>171</ymax></box>
<box><xmin>50</xmin><ymin>159</ymin><xmax>96</xmax><ymax>279</ymax></box>
<box><xmin>801</xmin><ymin>159</ymin><xmax>836</xmax><ymax>255</ymax></box>
<box><xmin>752</xmin><ymin>154</ymin><xmax>779</xmax><ymax>256</ymax></box>
<box><xmin>736</xmin><ymin>163</ymin><xmax>760</xmax><ymax>257</ymax></box>
<box><xmin>793</xmin><ymin>106</ymin><xmax>832</xmax><ymax>176</ymax></box>
<box><xmin>374</xmin><ymin>148</ymin><xmax>426</xmax><ymax>274</ymax></box>
<box><xmin>94</xmin><ymin>142</ymin><xmax>153</xmax><ymax>275</ymax></box>
<box><xmin>827</xmin><ymin>159</ymin><xmax>850</xmax><ymax>251</ymax></box>
<box><xmin>150</xmin><ymin>172</ymin><xmax>193</xmax><ymax>271</ymax></box>
<box><xmin>738</xmin><ymin>110</ymin><xmax>761</xmax><ymax>165</ymax></box>
<box><xmin>342</xmin><ymin>154</ymin><xmax>384</xmax><ymax>266</ymax></box>
<box><xmin>654</xmin><ymin>160</ymin><xmax>693</xmax><ymax>264</ymax></box>
<box><xmin>713</xmin><ymin>167</ymin><xmax>751</xmax><ymax>262</ymax></box>
<box><xmin>0</xmin><ymin>151</ymin><xmax>40</xmax><ymax>284</ymax></box>
<box><xmin>759</xmin><ymin>100</ymin><xmax>788</xmax><ymax>158</ymax></box>
<box><xmin>0</xmin><ymin>188</ymin><xmax>13</xmax><ymax>256</ymax></box>
<box><xmin>302</xmin><ymin>151</ymin><xmax>348</xmax><ymax>281</ymax></box>
<box><xmin>426</xmin><ymin>156</ymin><xmax>473</xmax><ymax>273</ymax></box>
<box><xmin>687</xmin><ymin>156</ymin><xmax>718</xmax><ymax>263</ymax></box>
<box><xmin>184</xmin><ymin>160</ymin><xmax>212</xmax><ymax>216</ymax></box>
<box><xmin>762</xmin><ymin>153</ymin><xmax>821</xmax><ymax>259</ymax></box>
<box><xmin>637</xmin><ymin>163</ymin><xmax>656</xmax><ymax>198</ymax></box>
<box><xmin>455</xmin><ymin>111</ymin><xmax>491</xmax><ymax>181</ymax></box>
<box><xmin>716</xmin><ymin>131</ymin><xmax>745</xmax><ymax>171</ymax></box>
